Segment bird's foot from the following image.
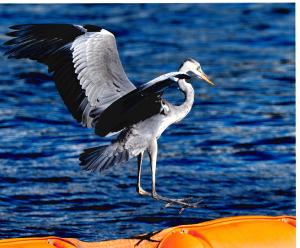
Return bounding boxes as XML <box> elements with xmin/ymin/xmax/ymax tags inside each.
<box><xmin>152</xmin><ymin>193</ymin><xmax>203</xmax><ymax>213</ymax></box>
<box><xmin>137</xmin><ymin>187</ymin><xmax>151</xmax><ymax>196</ymax></box>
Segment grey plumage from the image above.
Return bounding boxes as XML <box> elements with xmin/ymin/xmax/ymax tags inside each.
<box><xmin>80</xmin><ymin>139</ymin><xmax>132</xmax><ymax>173</ymax></box>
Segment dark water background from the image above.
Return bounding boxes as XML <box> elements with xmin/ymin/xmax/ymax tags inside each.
<box><xmin>0</xmin><ymin>3</ymin><xmax>295</xmax><ymax>241</ymax></box>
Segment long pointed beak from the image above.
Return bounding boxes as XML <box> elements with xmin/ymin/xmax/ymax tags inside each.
<box><xmin>197</xmin><ymin>69</ymin><xmax>215</xmax><ymax>86</ymax></box>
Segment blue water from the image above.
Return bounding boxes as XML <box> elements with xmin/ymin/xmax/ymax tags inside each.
<box><xmin>0</xmin><ymin>3</ymin><xmax>295</xmax><ymax>241</ymax></box>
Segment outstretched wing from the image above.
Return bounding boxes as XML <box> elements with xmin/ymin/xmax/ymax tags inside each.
<box><xmin>92</xmin><ymin>72</ymin><xmax>190</xmax><ymax>137</ymax></box>
<box><xmin>4</xmin><ymin>24</ymin><xmax>136</xmax><ymax>128</ymax></box>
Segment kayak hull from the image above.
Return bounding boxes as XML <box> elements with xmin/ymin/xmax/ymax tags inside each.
<box><xmin>0</xmin><ymin>216</ymin><xmax>295</xmax><ymax>248</ymax></box>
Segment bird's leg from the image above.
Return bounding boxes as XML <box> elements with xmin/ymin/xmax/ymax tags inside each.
<box><xmin>149</xmin><ymin>139</ymin><xmax>181</xmax><ymax>201</ymax></box>
<box><xmin>149</xmin><ymin>139</ymin><xmax>159</xmax><ymax>198</ymax></box>
<box><xmin>136</xmin><ymin>152</ymin><xmax>151</xmax><ymax>196</ymax></box>
<box><xmin>148</xmin><ymin>139</ymin><xmax>202</xmax><ymax>209</ymax></box>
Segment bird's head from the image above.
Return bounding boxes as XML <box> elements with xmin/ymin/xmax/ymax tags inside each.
<box><xmin>179</xmin><ymin>58</ymin><xmax>215</xmax><ymax>86</ymax></box>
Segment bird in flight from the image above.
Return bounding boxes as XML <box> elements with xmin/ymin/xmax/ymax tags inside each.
<box><xmin>4</xmin><ymin>24</ymin><xmax>214</xmax><ymax>209</ymax></box>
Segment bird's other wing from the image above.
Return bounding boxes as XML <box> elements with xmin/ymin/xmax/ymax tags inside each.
<box><xmin>4</xmin><ymin>24</ymin><xmax>136</xmax><ymax>128</ymax></box>
<box><xmin>92</xmin><ymin>72</ymin><xmax>190</xmax><ymax>137</ymax></box>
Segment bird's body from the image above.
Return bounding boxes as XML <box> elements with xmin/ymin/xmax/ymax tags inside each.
<box><xmin>4</xmin><ymin>24</ymin><xmax>214</xmax><ymax>208</ymax></box>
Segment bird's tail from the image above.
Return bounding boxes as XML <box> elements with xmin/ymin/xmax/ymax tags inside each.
<box><xmin>79</xmin><ymin>143</ymin><xmax>131</xmax><ymax>172</ymax></box>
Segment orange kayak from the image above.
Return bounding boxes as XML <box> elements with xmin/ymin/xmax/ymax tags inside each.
<box><xmin>0</xmin><ymin>215</ymin><xmax>295</xmax><ymax>248</ymax></box>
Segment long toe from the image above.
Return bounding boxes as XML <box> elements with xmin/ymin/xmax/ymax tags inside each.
<box><xmin>150</xmin><ymin>192</ymin><xmax>203</xmax><ymax>209</ymax></box>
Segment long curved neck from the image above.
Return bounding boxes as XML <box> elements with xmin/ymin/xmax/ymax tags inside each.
<box><xmin>173</xmin><ymin>79</ymin><xmax>195</xmax><ymax>122</ymax></box>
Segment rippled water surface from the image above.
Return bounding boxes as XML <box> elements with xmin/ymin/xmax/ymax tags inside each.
<box><xmin>0</xmin><ymin>3</ymin><xmax>295</xmax><ymax>241</ymax></box>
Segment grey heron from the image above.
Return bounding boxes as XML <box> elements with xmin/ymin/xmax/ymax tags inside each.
<box><xmin>4</xmin><ymin>24</ymin><xmax>214</xmax><ymax>209</ymax></box>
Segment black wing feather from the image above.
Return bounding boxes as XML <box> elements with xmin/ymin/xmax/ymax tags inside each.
<box><xmin>4</xmin><ymin>24</ymin><xmax>99</xmax><ymax>124</ymax></box>
<box><xmin>92</xmin><ymin>73</ymin><xmax>190</xmax><ymax>136</ymax></box>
